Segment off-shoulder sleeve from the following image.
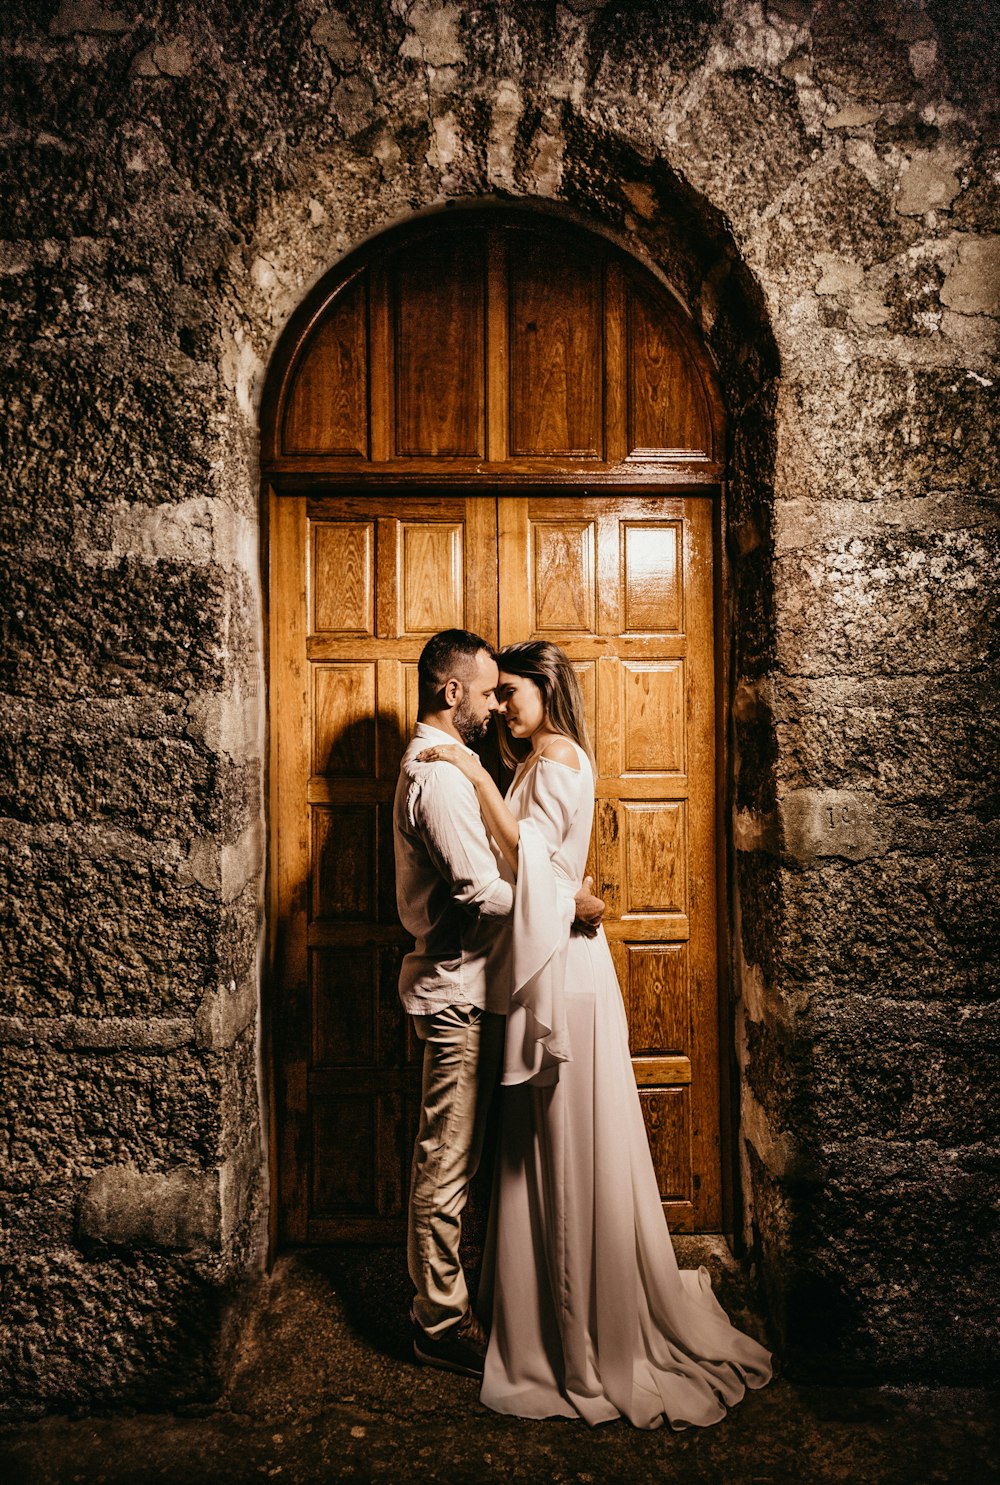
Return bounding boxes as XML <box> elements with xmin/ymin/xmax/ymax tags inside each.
<box><xmin>502</xmin><ymin>757</ymin><xmax>590</xmax><ymax>1088</ymax></box>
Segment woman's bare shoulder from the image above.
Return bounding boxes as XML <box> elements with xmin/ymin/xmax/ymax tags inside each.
<box><xmin>537</xmin><ymin>736</ymin><xmax>582</xmax><ymax>771</ymax></box>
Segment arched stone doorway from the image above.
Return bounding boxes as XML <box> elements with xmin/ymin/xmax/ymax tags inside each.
<box><xmin>261</xmin><ymin>205</ymin><xmax>736</xmax><ymax>1249</ymax></box>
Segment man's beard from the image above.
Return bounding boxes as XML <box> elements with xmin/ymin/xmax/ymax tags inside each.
<box><xmin>454</xmin><ymin>698</ymin><xmax>490</xmax><ymax>747</ymax></box>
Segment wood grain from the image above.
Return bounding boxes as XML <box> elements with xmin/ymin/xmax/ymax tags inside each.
<box><xmin>628</xmin><ymin>284</ymin><xmax>712</xmax><ymax>457</ymax></box>
<box><xmin>509</xmin><ymin>234</ymin><xmax>603</xmax><ymax>457</ymax></box>
<box><xmin>263</xmin><ymin>211</ymin><xmax>726</xmax><ymax>478</ymax></box>
<box><xmin>391</xmin><ymin>232</ymin><xmax>486</xmax><ymax>457</ymax></box>
<box><xmin>622</xmin><ymin>661</ymin><xmax>685</xmax><ymax>774</ymax></box>
<box><xmin>312</xmin><ymin>522</ymin><xmax>374</xmax><ymax>635</ymax></box>
<box><xmin>639</xmin><ymin>1087</ymin><xmax>693</xmax><ymax>1204</ymax></box>
<box><xmin>622</xmin><ymin>521</ymin><xmax>682</xmax><ymax>633</ymax></box>
<box><xmin>311</xmin><ymin>948</ymin><xmax>375</xmax><ymax>1067</ymax></box>
<box><xmin>312</xmin><ymin>663</ymin><xmax>376</xmax><ymax>777</ymax></box>
<box><xmin>271</xmin><ymin>494</ymin><xmax>499</xmax><ymax>1242</ymax></box>
<box><xmin>282</xmin><ymin>275</ymin><xmax>369</xmax><ymax>457</ymax></box>
<box><xmin>498</xmin><ymin>494</ymin><xmax>719</xmax><ymax>1230</ymax></box>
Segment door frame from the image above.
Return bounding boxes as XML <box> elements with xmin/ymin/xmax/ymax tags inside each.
<box><xmin>260</xmin><ymin>478</ymin><xmax>739</xmax><ymax>1260</ymax></box>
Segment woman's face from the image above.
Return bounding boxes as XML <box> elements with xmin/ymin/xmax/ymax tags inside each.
<box><xmin>498</xmin><ymin>671</ymin><xmax>546</xmax><ymax>741</ymax></box>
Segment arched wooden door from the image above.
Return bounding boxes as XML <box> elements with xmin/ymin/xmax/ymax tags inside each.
<box><xmin>263</xmin><ymin>209</ymin><xmax>728</xmax><ymax>1245</ymax></box>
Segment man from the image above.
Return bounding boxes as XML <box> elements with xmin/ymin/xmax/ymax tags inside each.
<box><xmin>393</xmin><ymin>628</ymin><xmax>603</xmax><ymax>1377</ymax></box>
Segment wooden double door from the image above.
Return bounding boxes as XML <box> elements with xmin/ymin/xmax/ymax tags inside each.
<box><xmin>270</xmin><ymin>491</ymin><xmax>722</xmax><ymax>1243</ymax></box>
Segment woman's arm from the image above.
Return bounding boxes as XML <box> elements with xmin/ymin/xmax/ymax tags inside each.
<box><xmin>417</xmin><ymin>745</ymin><xmax>520</xmax><ymax>875</ymax></box>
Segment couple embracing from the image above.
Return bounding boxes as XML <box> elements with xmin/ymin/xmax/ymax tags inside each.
<box><xmin>392</xmin><ymin>629</ymin><xmax>772</xmax><ymax>1430</ymax></box>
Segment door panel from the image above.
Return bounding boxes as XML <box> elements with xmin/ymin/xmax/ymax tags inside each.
<box><xmin>272</xmin><ymin>492</ymin><xmax>720</xmax><ymax>1241</ymax></box>
<box><xmin>499</xmin><ymin>495</ymin><xmax>719</xmax><ymax>1231</ymax></box>
<box><xmin>391</xmin><ymin>232</ymin><xmax>486</xmax><ymax>458</ymax></box>
<box><xmin>267</xmin><ymin>215</ymin><xmax>722</xmax><ymax>477</ymax></box>
<box><xmin>508</xmin><ymin>235</ymin><xmax>604</xmax><ymax>457</ymax></box>
<box><xmin>270</xmin><ymin>493</ymin><xmax>498</xmax><ymax>1243</ymax></box>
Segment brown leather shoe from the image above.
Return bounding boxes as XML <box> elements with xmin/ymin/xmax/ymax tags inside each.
<box><xmin>411</xmin><ymin>1307</ymin><xmax>487</xmax><ymax>1378</ymax></box>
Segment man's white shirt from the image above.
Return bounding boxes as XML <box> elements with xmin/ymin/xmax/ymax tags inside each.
<box><xmin>393</xmin><ymin>722</ymin><xmax>513</xmax><ymax>1016</ymax></box>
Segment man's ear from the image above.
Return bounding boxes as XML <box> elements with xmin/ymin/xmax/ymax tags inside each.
<box><xmin>443</xmin><ymin>677</ymin><xmax>464</xmax><ymax>707</ymax></box>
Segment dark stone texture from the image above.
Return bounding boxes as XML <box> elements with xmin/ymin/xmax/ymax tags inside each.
<box><xmin>683</xmin><ymin>69</ymin><xmax>811</xmax><ymax>227</ymax></box>
<box><xmin>760</xmin><ymin>164</ymin><xmax>921</xmax><ymax>285</ymax></box>
<box><xmin>736</xmin><ymin>850</ymin><xmax>785</xmax><ymax>985</ymax></box>
<box><xmin>0</xmin><ymin>698</ymin><xmax>260</xmax><ymax>840</ymax></box>
<box><xmin>775</xmin><ymin>525</ymin><xmax>999</xmax><ymax>677</ymax></box>
<box><xmin>735</xmin><ymin>709</ymin><xmax>779</xmax><ymax>815</ymax></box>
<box><xmin>0</xmin><ymin>558</ymin><xmax>232</xmax><ymax>702</ymax></box>
<box><xmin>884</xmin><ymin>257</ymin><xmax>945</xmax><ymax>337</ymax></box>
<box><xmin>589</xmin><ymin>0</ymin><xmax>722</xmax><ymax>95</ymax></box>
<box><xmin>773</xmin><ymin>676</ymin><xmax>1000</xmax><ymax>818</ymax></box>
<box><xmin>792</xmin><ymin>1139</ymin><xmax>998</xmax><ymax>1381</ymax></box>
<box><xmin>811</xmin><ymin>0</ymin><xmax>916</xmax><ymax>105</ymax></box>
<box><xmin>928</xmin><ymin>0</ymin><xmax>1000</xmax><ymax>120</ymax></box>
<box><xmin>0</xmin><ymin>1250</ymin><xmax>232</xmax><ymax>1410</ymax></box>
<box><xmin>951</xmin><ymin>140</ymin><xmax>1000</xmax><ymax>231</ymax></box>
<box><xmin>811</xmin><ymin>1000</ymin><xmax>998</xmax><ymax>1145</ymax></box>
<box><xmin>0</xmin><ymin>336</ymin><xmax>220</xmax><ymax>540</ymax></box>
<box><xmin>780</xmin><ymin>853</ymin><xmax>1000</xmax><ymax>1003</ymax></box>
<box><xmin>749</xmin><ymin>1135</ymin><xmax>1000</xmax><ymax>1383</ymax></box>
<box><xmin>779</xmin><ymin>364</ymin><xmax>1000</xmax><ymax>500</ymax></box>
<box><xmin>0</xmin><ymin>828</ymin><xmax>259</xmax><ymax>1018</ymax></box>
<box><xmin>747</xmin><ymin>1000</ymin><xmax>999</xmax><ymax>1146</ymax></box>
<box><xmin>0</xmin><ymin>1045</ymin><xmax>224</xmax><ymax>1187</ymax></box>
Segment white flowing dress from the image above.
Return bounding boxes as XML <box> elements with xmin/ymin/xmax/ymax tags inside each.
<box><xmin>478</xmin><ymin>743</ymin><xmax>773</xmax><ymax>1430</ymax></box>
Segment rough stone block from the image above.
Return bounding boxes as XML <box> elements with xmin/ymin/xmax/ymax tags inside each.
<box><xmin>195</xmin><ymin>974</ymin><xmax>258</xmax><ymax>1051</ymax></box>
<box><xmin>0</xmin><ymin>1182</ymin><xmax>79</xmax><ymax>1250</ymax></box>
<box><xmin>760</xmin><ymin>164</ymin><xmax>920</xmax><ymax>287</ymax></box>
<box><xmin>0</xmin><ymin>557</ymin><xmax>234</xmax><ymax>702</ymax></box>
<box><xmin>780</xmin><ymin>788</ymin><xmax>888</xmax><ymax>862</ymax></box>
<box><xmin>795</xmin><ymin>1139</ymin><xmax>998</xmax><ymax>1380</ymax></box>
<box><xmin>736</xmin><ymin>850</ymin><xmax>784</xmax><ymax>984</ymax></box>
<box><xmin>0</xmin><ymin>825</ymin><xmax>259</xmax><ymax>1017</ymax></box>
<box><xmin>779</xmin><ymin>853</ymin><xmax>999</xmax><ymax>1002</ymax></box>
<box><xmin>77</xmin><ymin>1165</ymin><xmax>220</xmax><ymax>1253</ymax></box>
<box><xmin>952</xmin><ymin>141</ymin><xmax>1000</xmax><ymax>233</ymax></box>
<box><xmin>0</xmin><ymin>1044</ymin><xmax>224</xmax><ymax>1188</ymax></box>
<box><xmin>746</xmin><ymin>999</ymin><xmax>998</xmax><ymax>1148</ymax></box>
<box><xmin>894</xmin><ymin>151</ymin><xmax>962</xmax><ymax>216</ymax></box>
<box><xmin>0</xmin><ymin>696</ymin><xmax>260</xmax><ymax>840</ymax></box>
<box><xmin>811</xmin><ymin>0</ymin><xmax>915</xmax><ymax>104</ymax></box>
<box><xmin>682</xmin><ymin>70</ymin><xmax>809</xmax><ymax>226</ymax></box>
<box><xmin>809</xmin><ymin>1000</ymin><xmax>997</xmax><ymax>1144</ymax></box>
<box><xmin>746</xmin><ymin>1131</ymin><xmax>1000</xmax><ymax>1381</ymax></box>
<box><xmin>0</xmin><ymin>334</ymin><xmax>219</xmax><ymax>539</ymax></box>
<box><xmin>772</xmin><ymin>675</ymin><xmax>1000</xmax><ymax>816</ymax></box>
<box><xmin>0</xmin><ymin>1249</ymin><xmax>231</xmax><ymax>1408</ymax></box>
<box><xmin>774</xmin><ymin>526</ymin><xmax>998</xmax><ymax>677</ymax></box>
<box><xmin>776</xmin><ymin>364</ymin><xmax>1000</xmax><ymax>498</ymax></box>
<box><xmin>941</xmin><ymin>234</ymin><xmax>1000</xmax><ymax>318</ymax></box>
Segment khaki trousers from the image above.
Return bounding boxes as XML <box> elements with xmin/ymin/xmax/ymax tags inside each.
<box><xmin>408</xmin><ymin>1002</ymin><xmax>504</xmax><ymax>1338</ymax></box>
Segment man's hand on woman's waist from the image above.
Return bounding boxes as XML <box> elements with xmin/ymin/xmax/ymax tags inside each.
<box><xmin>571</xmin><ymin>876</ymin><xmax>605</xmax><ymax>938</ymax></box>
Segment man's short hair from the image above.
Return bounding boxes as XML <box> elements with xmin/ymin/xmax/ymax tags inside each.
<box><xmin>417</xmin><ymin>629</ymin><xmax>496</xmax><ymax>706</ymax></box>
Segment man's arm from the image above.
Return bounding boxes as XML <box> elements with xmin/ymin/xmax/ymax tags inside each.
<box><xmin>412</xmin><ymin>767</ymin><xmax>514</xmax><ymax>918</ymax></box>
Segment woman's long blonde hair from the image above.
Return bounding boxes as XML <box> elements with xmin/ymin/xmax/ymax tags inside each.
<box><xmin>495</xmin><ymin>641</ymin><xmax>595</xmax><ymax>770</ymax></box>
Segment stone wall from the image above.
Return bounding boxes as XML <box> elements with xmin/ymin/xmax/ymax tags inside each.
<box><xmin>1</xmin><ymin>0</ymin><xmax>997</xmax><ymax>1412</ymax></box>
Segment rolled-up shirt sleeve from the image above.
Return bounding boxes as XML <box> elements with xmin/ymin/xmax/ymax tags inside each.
<box><xmin>410</xmin><ymin>766</ymin><xmax>514</xmax><ymax>919</ymax></box>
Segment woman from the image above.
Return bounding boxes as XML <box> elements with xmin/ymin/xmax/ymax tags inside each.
<box><xmin>418</xmin><ymin>640</ymin><xmax>772</xmax><ymax>1430</ymax></box>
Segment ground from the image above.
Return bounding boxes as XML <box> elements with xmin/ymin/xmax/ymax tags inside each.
<box><xmin>2</xmin><ymin>1241</ymin><xmax>996</xmax><ymax>1484</ymax></box>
